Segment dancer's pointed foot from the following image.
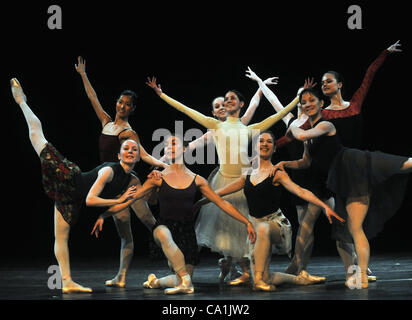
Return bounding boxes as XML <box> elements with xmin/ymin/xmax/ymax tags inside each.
<box><xmin>295</xmin><ymin>270</ymin><xmax>325</xmax><ymax>285</ymax></box>
<box><xmin>143</xmin><ymin>273</ymin><xmax>160</xmax><ymax>289</ymax></box>
<box><xmin>297</xmin><ymin>270</ymin><xmax>326</xmax><ymax>283</ymax></box>
<box><xmin>62</xmin><ymin>278</ymin><xmax>92</xmax><ymax>294</ymax></box>
<box><xmin>164</xmin><ymin>274</ymin><xmax>194</xmax><ymax>295</ymax></box>
<box><xmin>227</xmin><ymin>272</ymin><xmax>251</xmax><ymax>286</ymax></box>
<box><xmin>10</xmin><ymin>78</ymin><xmax>27</xmax><ymax>105</ymax></box>
<box><xmin>105</xmin><ymin>275</ymin><xmax>126</xmax><ymax>288</ymax></box>
<box><xmin>253</xmin><ymin>279</ymin><xmax>276</xmax><ymax>292</ymax></box>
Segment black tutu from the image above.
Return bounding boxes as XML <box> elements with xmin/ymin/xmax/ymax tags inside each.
<box><xmin>327</xmin><ymin>148</ymin><xmax>409</xmax><ymax>241</ymax></box>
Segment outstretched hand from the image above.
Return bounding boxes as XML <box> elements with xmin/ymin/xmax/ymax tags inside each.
<box><xmin>387</xmin><ymin>40</ymin><xmax>402</xmax><ymax>53</ymax></box>
<box><xmin>245</xmin><ymin>66</ymin><xmax>262</xmax><ymax>82</ymax></box>
<box><xmin>146</xmin><ymin>76</ymin><xmax>163</xmax><ymax>96</ymax></box>
<box><xmin>324</xmin><ymin>207</ymin><xmax>345</xmax><ymax>224</ymax></box>
<box><xmin>91</xmin><ymin>216</ymin><xmax>104</xmax><ymax>238</ymax></box>
<box><xmin>75</xmin><ymin>56</ymin><xmax>86</xmax><ymax>74</ymax></box>
<box><xmin>297</xmin><ymin>77</ymin><xmax>317</xmax><ymax>96</ymax></box>
<box><xmin>303</xmin><ymin>77</ymin><xmax>317</xmax><ymax>89</ymax></box>
<box><xmin>263</xmin><ymin>77</ymin><xmax>279</xmax><ymax>86</ymax></box>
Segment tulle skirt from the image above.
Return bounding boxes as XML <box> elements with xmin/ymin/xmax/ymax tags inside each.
<box><xmin>327</xmin><ymin>148</ymin><xmax>409</xmax><ymax>241</ymax></box>
<box><xmin>247</xmin><ymin>209</ymin><xmax>292</xmax><ymax>260</ymax></box>
<box><xmin>195</xmin><ymin>170</ymin><xmax>251</xmax><ymax>259</ymax></box>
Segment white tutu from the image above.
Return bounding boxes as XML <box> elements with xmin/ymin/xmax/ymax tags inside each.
<box><xmin>247</xmin><ymin>209</ymin><xmax>292</xmax><ymax>260</ymax></box>
<box><xmin>195</xmin><ymin>170</ymin><xmax>251</xmax><ymax>258</ymax></box>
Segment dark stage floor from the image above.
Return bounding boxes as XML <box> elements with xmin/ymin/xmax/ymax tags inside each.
<box><xmin>1</xmin><ymin>252</ymin><xmax>411</xmax><ymax>302</ymax></box>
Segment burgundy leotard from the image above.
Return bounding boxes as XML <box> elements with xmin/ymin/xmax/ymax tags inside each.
<box><xmin>276</xmin><ymin>49</ymin><xmax>388</xmax><ymax>149</ymax></box>
<box><xmin>98</xmin><ymin>126</ymin><xmax>131</xmax><ymax>162</ymax></box>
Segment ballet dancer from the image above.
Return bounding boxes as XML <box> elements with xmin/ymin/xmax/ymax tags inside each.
<box><xmin>194</xmin><ymin>130</ymin><xmax>344</xmax><ymax>291</ymax></box>
<box><xmin>282</xmin><ymin>87</ymin><xmax>411</xmax><ymax>289</ymax></box>
<box><xmin>75</xmin><ymin>56</ymin><xmax>167</xmax><ymax>287</ymax></box>
<box><xmin>11</xmin><ymin>78</ymin><xmax>141</xmax><ymax>293</ymax></box>
<box><xmin>160</xmin><ymin>77</ymin><xmax>278</xmax><ymax>282</ymax></box>
<box><xmin>246</xmin><ymin>40</ymin><xmax>402</xmax><ymax>280</ymax></box>
<box><xmin>92</xmin><ymin>135</ymin><xmax>256</xmax><ymax>294</ymax></box>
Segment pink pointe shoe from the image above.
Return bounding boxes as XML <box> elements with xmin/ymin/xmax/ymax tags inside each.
<box><xmin>164</xmin><ymin>274</ymin><xmax>194</xmax><ymax>295</ymax></box>
<box><xmin>10</xmin><ymin>78</ymin><xmax>27</xmax><ymax>105</ymax></box>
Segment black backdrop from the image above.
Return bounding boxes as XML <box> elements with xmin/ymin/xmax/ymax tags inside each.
<box><xmin>1</xmin><ymin>1</ymin><xmax>411</xmax><ymax>263</ymax></box>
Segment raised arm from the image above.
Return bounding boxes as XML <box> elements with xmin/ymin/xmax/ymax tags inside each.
<box><xmin>248</xmin><ymin>95</ymin><xmax>299</xmax><ymax>132</ymax></box>
<box><xmin>146</xmin><ymin>77</ymin><xmax>219</xmax><ymax>130</ymax></box>
<box><xmin>246</xmin><ymin>67</ymin><xmax>294</xmax><ymax>126</ymax></box>
<box><xmin>350</xmin><ymin>41</ymin><xmax>401</xmax><ymax>112</ymax></box>
<box><xmin>324</xmin><ymin>41</ymin><xmax>401</xmax><ymax>119</ymax></box>
<box><xmin>196</xmin><ymin>176</ymin><xmax>256</xmax><ymax>243</ymax></box>
<box><xmin>274</xmin><ymin>170</ymin><xmax>344</xmax><ymax>224</ymax></box>
<box><xmin>240</xmin><ymin>89</ymin><xmax>262</xmax><ymax>125</ymax></box>
<box><xmin>187</xmin><ymin>130</ymin><xmax>214</xmax><ymax>151</ymax></box>
<box><xmin>75</xmin><ymin>56</ymin><xmax>112</xmax><ymax>127</ymax></box>
<box><xmin>241</xmin><ymin>77</ymin><xmax>280</xmax><ymax>125</ymax></box>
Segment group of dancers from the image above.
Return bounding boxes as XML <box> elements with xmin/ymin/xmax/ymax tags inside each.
<box><xmin>11</xmin><ymin>40</ymin><xmax>411</xmax><ymax>294</ymax></box>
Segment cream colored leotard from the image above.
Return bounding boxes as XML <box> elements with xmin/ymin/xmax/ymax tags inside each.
<box><xmin>159</xmin><ymin>93</ymin><xmax>299</xmax><ymax>176</ymax></box>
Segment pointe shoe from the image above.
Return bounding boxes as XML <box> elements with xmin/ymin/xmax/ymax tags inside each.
<box><xmin>298</xmin><ymin>270</ymin><xmax>326</xmax><ymax>283</ymax></box>
<box><xmin>62</xmin><ymin>286</ymin><xmax>93</xmax><ymax>294</ymax></box>
<box><xmin>345</xmin><ymin>273</ymin><xmax>368</xmax><ymax>289</ymax></box>
<box><xmin>105</xmin><ymin>276</ymin><xmax>126</xmax><ymax>288</ymax></box>
<box><xmin>10</xmin><ymin>78</ymin><xmax>27</xmax><ymax>105</ymax></box>
<box><xmin>62</xmin><ymin>280</ymin><xmax>92</xmax><ymax>294</ymax></box>
<box><xmin>164</xmin><ymin>274</ymin><xmax>194</xmax><ymax>295</ymax></box>
<box><xmin>227</xmin><ymin>272</ymin><xmax>251</xmax><ymax>286</ymax></box>
<box><xmin>253</xmin><ymin>272</ymin><xmax>276</xmax><ymax>291</ymax></box>
<box><xmin>253</xmin><ymin>279</ymin><xmax>276</xmax><ymax>292</ymax></box>
<box><xmin>143</xmin><ymin>273</ymin><xmax>160</xmax><ymax>289</ymax></box>
<box><xmin>295</xmin><ymin>270</ymin><xmax>324</xmax><ymax>285</ymax></box>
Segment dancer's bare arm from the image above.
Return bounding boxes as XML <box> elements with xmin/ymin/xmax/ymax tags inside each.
<box><xmin>75</xmin><ymin>56</ymin><xmax>112</xmax><ymax>127</ymax></box>
<box><xmin>85</xmin><ymin>167</ymin><xmax>137</xmax><ymax>207</ymax></box>
<box><xmin>194</xmin><ymin>175</ymin><xmax>246</xmax><ymax>209</ymax></box>
<box><xmin>274</xmin><ymin>170</ymin><xmax>344</xmax><ymax>224</ymax></box>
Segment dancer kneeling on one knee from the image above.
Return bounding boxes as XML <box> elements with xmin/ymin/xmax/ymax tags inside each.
<box><xmin>195</xmin><ymin>131</ymin><xmax>344</xmax><ymax>291</ymax></box>
<box><xmin>91</xmin><ymin>135</ymin><xmax>256</xmax><ymax>294</ymax></box>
